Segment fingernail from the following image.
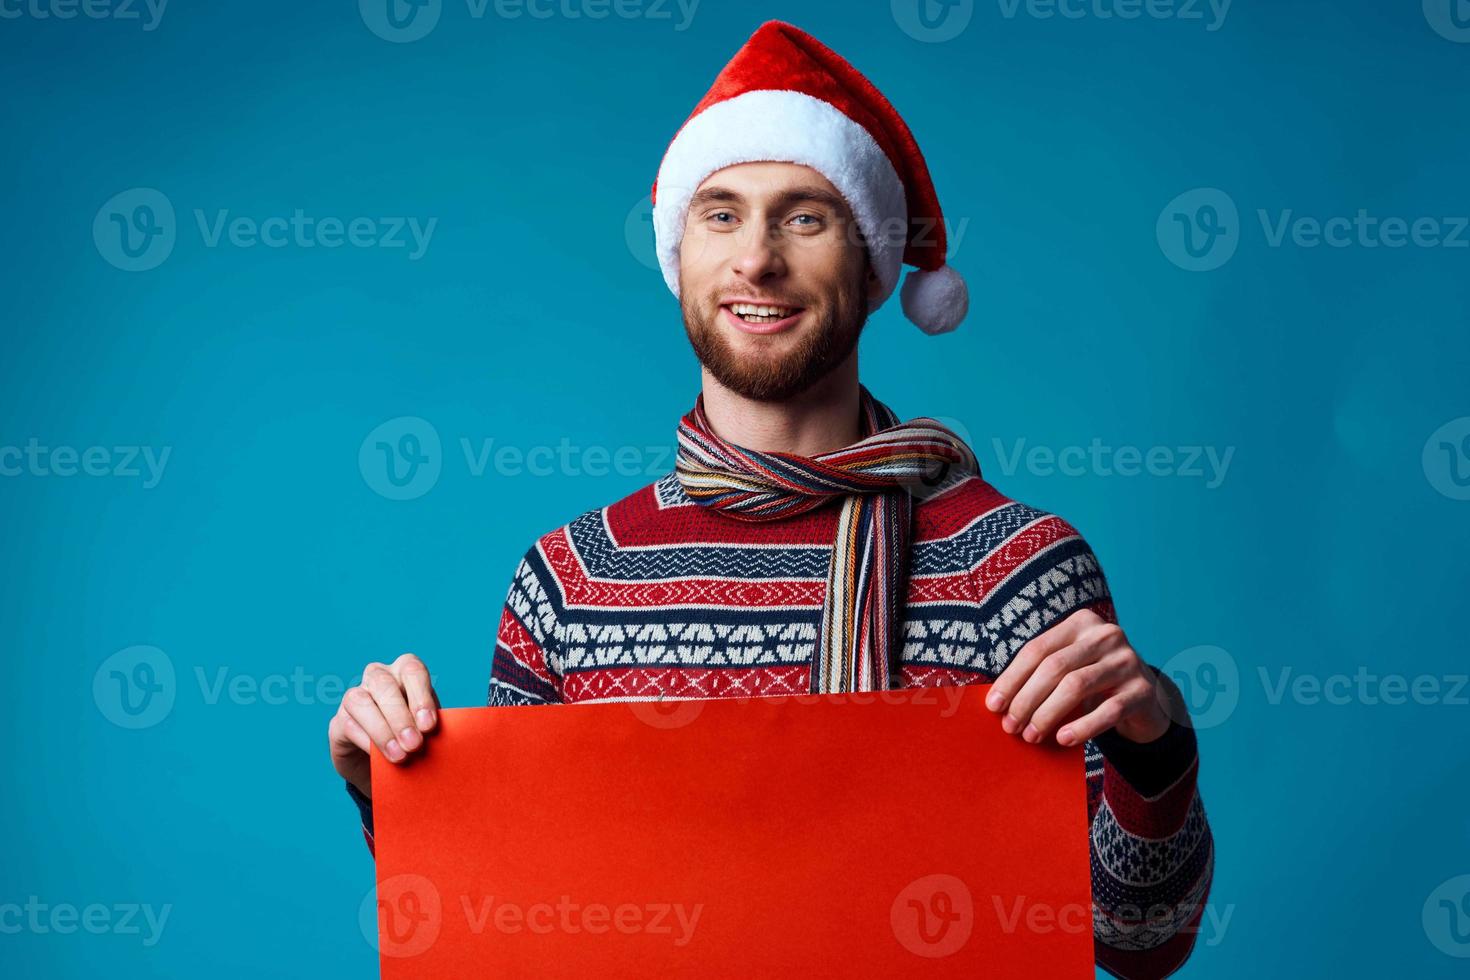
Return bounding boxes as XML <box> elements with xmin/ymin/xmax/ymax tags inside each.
<box><xmin>986</xmin><ymin>691</ymin><xmax>1005</xmax><ymax>712</ymax></box>
<box><xmin>1023</xmin><ymin>724</ymin><xmax>1039</xmax><ymax>742</ymax></box>
<box><xmin>416</xmin><ymin>708</ymin><xmax>434</xmax><ymax>729</ymax></box>
<box><xmin>1001</xmin><ymin>715</ymin><xmax>1018</xmax><ymax>734</ymax></box>
<box><xmin>385</xmin><ymin>739</ymin><xmax>405</xmax><ymax>762</ymax></box>
<box><xmin>399</xmin><ymin>727</ymin><xmax>420</xmax><ymax>750</ymax></box>
<box><xmin>1057</xmin><ymin>728</ymin><xmax>1074</xmax><ymax>746</ymax></box>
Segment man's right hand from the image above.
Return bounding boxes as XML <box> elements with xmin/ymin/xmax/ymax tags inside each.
<box><xmin>329</xmin><ymin>653</ymin><xmax>439</xmax><ymax>798</ymax></box>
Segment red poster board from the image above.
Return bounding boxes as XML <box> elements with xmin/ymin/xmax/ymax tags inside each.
<box><xmin>370</xmin><ymin>684</ymin><xmax>1094</xmax><ymax>978</ymax></box>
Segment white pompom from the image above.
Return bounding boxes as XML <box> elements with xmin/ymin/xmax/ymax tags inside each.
<box><xmin>900</xmin><ymin>264</ymin><xmax>969</xmax><ymax>335</ymax></box>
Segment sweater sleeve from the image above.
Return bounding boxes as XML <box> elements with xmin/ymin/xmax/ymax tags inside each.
<box><xmin>487</xmin><ymin>544</ymin><xmax>566</xmax><ymax>708</ymax></box>
<box><xmin>1086</xmin><ymin>677</ymin><xmax>1214</xmax><ymax>979</ymax></box>
<box><xmin>349</xmin><ymin>546</ymin><xmax>565</xmax><ymax>857</ymax></box>
<box><xmin>970</xmin><ymin>513</ymin><xmax>1215</xmax><ymax>979</ymax></box>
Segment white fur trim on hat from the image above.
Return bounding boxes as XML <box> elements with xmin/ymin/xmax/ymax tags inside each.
<box><xmin>653</xmin><ymin>89</ymin><xmax>908</xmax><ymax>312</ymax></box>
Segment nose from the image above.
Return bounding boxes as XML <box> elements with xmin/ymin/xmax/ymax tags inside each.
<box><xmin>731</xmin><ymin>224</ymin><xmax>788</xmax><ymax>284</ymax></box>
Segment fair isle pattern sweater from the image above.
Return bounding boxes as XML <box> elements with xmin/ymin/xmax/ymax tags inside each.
<box><xmin>353</xmin><ymin>468</ymin><xmax>1214</xmax><ymax>979</ymax></box>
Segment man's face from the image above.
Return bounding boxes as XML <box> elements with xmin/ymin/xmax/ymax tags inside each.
<box><xmin>677</xmin><ymin>162</ymin><xmax>880</xmax><ymax>403</ymax></box>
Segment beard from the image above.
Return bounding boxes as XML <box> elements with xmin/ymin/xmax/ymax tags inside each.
<box><xmin>680</xmin><ymin>273</ymin><xmax>870</xmax><ymax>403</ymax></box>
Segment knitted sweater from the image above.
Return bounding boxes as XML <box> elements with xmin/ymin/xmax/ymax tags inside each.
<box><xmin>350</xmin><ymin>468</ymin><xmax>1215</xmax><ymax>979</ymax></box>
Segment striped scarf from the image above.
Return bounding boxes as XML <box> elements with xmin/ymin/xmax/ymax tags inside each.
<box><xmin>675</xmin><ymin>385</ymin><xmax>979</xmax><ymax>693</ymax></box>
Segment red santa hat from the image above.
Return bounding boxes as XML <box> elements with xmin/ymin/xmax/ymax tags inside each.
<box><xmin>651</xmin><ymin>20</ymin><xmax>969</xmax><ymax>336</ymax></box>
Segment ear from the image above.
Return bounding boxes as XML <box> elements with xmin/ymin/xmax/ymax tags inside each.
<box><xmin>864</xmin><ymin>257</ymin><xmax>885</xmax><ymax>305</ymax></box>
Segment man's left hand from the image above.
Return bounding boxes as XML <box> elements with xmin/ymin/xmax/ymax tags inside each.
<box><xmin>984</xmin><ymin>608</ymin><xmax>1170</xmax><ymax>747</ymax></box>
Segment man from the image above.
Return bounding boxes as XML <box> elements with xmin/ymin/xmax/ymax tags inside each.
<box><xmin>329</xmin><ymin>21</ymin><xmax>1214</xmax><ymax>978</ymax></box>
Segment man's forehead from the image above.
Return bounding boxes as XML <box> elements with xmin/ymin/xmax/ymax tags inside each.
<box><xmin>690</xmin><ymin>162</ymin><xmax>850</xmax><ymax>211</ymax></box>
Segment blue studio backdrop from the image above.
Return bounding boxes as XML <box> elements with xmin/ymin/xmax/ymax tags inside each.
<box><xmin>2</xmin><ymin>1</ymin><xmax>1468</xmax><ymax>977</ymax></box>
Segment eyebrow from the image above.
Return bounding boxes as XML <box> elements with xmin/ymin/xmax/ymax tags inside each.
<box><xmin>688</xmin><ymin>184</ymin><xmax>851</xmax><ymax>215</ymax></box>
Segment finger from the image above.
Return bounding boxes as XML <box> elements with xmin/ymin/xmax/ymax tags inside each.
<box><xmin>1005</xmin><ymin>638</ymin><xmax>1108</xmax><ymax>737</ymax></box>
<box><xmin>364</xmin><ymin>663</ymin><xmax>423</xmax><ymax>754</ymax></box>
<box><xmin>1056</xmin><ymin>689</ymin><xmax>1143</xmax><ymax>746</ymax></box>
<box><xmin>331</xmin><ymin>709</ymin><xmax>373</xmax><ymax>756</ymax></box>
<box><xmin>394</xmin><ymin>653</ymin><xmax>437</xmax><ymax>732</ymax></box>
<box><xmin>1027</xmin><ymin>657</ymin><xmax>1128</xmax><ymax>743</ymax></box>
<box><xmin>987</xmin><ymin>616</ymin><xmax>1084</xmax><ymax>714</ymax></box>
<box><xmin>1006</xmin><ymin>619</ymin><xmax>1129</xmax><ymax>729</ymax></box>
<box><xmin>343</xmin><ymin>685</ymin><xmax>403</xmax><ymax>762</ymax></box>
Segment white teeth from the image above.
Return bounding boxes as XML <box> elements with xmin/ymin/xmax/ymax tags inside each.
<box><xmin>731</xmin><ymin>303</ymin><xmax>794</xmax><ymax>318</ymax></box>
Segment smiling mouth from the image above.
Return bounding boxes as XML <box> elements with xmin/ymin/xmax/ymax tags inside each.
<box><xmin>725</xmin><ymin>302</ymin><xmax>802</xmax><ymax>324</ymax></box>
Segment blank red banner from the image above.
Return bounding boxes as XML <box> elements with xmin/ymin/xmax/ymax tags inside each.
<box><xmin>370</xmin><ymin>683</ymin><xmax>1093</xmax><ymax>978</ymax></box>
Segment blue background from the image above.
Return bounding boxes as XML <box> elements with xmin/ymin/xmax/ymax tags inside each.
<box><xmin>2</xmin><ymin>0</ymin><xmax>1468</xmax><ymax>976</ymax></box>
